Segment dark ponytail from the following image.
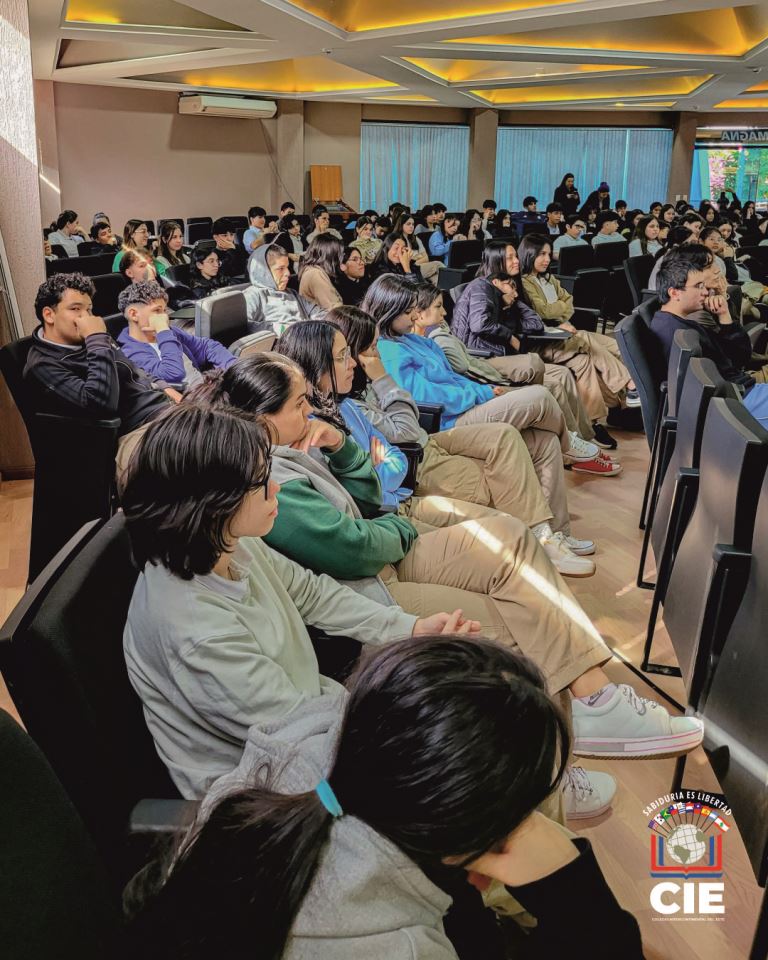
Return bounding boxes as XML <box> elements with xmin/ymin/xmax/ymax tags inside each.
<box><xmin>127</xmin><ymin>636</ymin><xmax>568</xmax><ymax>956</ymax></box>
<box><xmin>125</xmin><ymin>787</ymin><xmax>335</xmax><ymax>960</ymax></box>
<box><xmin>188</xmin><ymin>351</ymin><xmax>302</xmax><ymax>418</ymax></box>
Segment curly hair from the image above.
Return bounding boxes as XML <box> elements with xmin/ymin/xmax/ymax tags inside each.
<box><xmin>117</xmin><ymin>280</ymin><xmax>168</xmax><ymax>314</ymax></box>
<box><xmin>34</xmin><ymin>272</ymin><xmax>96</xmax><ymax>321</ymax></box>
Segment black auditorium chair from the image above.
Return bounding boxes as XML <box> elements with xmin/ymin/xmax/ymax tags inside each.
<box><xmin>187</xmin><ymin>220</ymin><xmax>213</xmax><ymax>245</ymax></box>
<box><xmin>623</xmin><ymin>254</ymin><xmax>655</xmax><ymax>308</ymax></box>
<box><xmin>77</xmin><ymin>241</ymin><xmax>99</xmax><ymax>257</ymax></box>
<box><xmin>0</xmin><ymin>338</ymin><xmax>119</xmax><ymax>581</ymax></box>
<box><xmin>142</xmin><ymin>220</ymin><xmax>155</xmax><ymax>235</ymax></box>
<box><xmin>663</xmin><ymin>396</ymin><xmax>768</xmax><ymax>732</ymax></box>
<box><xmin>0</xmin><ymin>708</ymin><xmax>122</xmax><ymax>959</ymax></box>
<box><xmin>223</xmin><ymin>215</ymin><xmax>248</xmax><ymax>230</ymax></box>
<box><xmin>46</xmin><ymin>253</ymin><xmax>116</xmax><ymax>278</ymax></box>
<box><xmin>193</xmin><ymin>288</ymin><xmax>267</xmax><ymax>358</ymax></box>
<box><xmin>165</xmin><ymin>262</ymin><xmax>192</xmax><ymax>287</ymax></box>
<box><xmin>50</xmin><ymin>243</ymin><xmax>68</xmax><ymax>259</ymax></box>
<box><xmin>557</xmin><ymin>244</ymin><xmax>595</xmax><ymax>276</ymax></box>
<box><xmin>593</xmin><ymin>239</ymin><xmax>628</xmax><ymax>271</ymax></box>
<box><xmin>637</xmin><ymin>294</ymin><xmax>660</xmax><ymax>329</ymax></box>
<box><xmin>91</xmin><ymin>273</ymin><xmax>130</xmax><ymax>317</ymax></box>
<box><xmin>614</xmin><ymin>311</ymin><xmax>666</xmax><ymax>444</ymax></box>
<box><xmin>635</xmin><ymin>329</ymin><xmax>702</xmax><ymax>585</ymax></box>
<box><xmin>641</xmin><ymin>358</ymin><xmax>737</xmax><ymax>674</ymax></box>
<box><xmin>0</xmin><ymin>515</ymin><xmax>194</xmax><ymax>889</ymax></box>
<box><xmin>447</xmin><ymin>239</ymin><xmax>483</xmax><ymax>271</ymax></box>
<box><xmin>696</xmin><ymin>466</ymin><xmax>768</xmax><ymax>960</ymax></box>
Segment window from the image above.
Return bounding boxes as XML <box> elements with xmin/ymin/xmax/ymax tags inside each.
<box><xmin>494</xmin><ymin>126</ymin><xmax>673</xmax><ymax>211</ymax></box>
<box><xmin>691</xmin><ymin>144</ymin><xmax>768</xmax><ymax>205</ymax></box>
<box><xmin>360</xmin><ymin>122</ymin><xmax>469</xmax><ymax>212</ymax></box>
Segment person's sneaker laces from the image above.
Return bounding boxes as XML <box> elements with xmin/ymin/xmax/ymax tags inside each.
<box><xmin>563</xmin><ymin>767</ymin><xmax>617</xmax><ymax>820</ymax></box>
<box><xmin>572</xmin><ymin>683</ymin><xmax>704</xmax><ymax>759</ymax></box>
<box><xmin>571</xmin><ymin>456</ymin><xmax>623</xmax><ymax>477</ymax></box>
<box><xmin>592</xmin><ymin>423</ymin><xmax>618</xmax><ymax>449</ymax></box>
<box><xmin>565</xmin><ymin>431</ymin><xmax>601</xmax><ymax>461</ymax></box>
<box><xmin>537</xmin><ymin>528</ymin><xmax>596</xmax><ymax>578</ymax></box>
<box><xmin>564</xmin><ymin>534</ymin><xmax>596</xmax><ymax>556</ymax></box>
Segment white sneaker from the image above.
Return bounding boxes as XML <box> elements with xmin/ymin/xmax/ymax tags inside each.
<box><xmin>563</xmin><ymin>767</ymin><xmax>617</xmax><ymax>820</ymax></box>
<box><xmin>565</xmin><ymin>534</ymin><xmax>595</xmax><ymax>556</ymax></box>
<box><xmin>572</xmin><ymin>684</ymin><xmax>705</xmax><ymax>759</ymax></box>
<box><xmin>537</xmin><ymin>528</ymin><xmax>596</xmax><ymax>577</ymax></box>
<box><xmin>565</xmin><ymin>431</ymin><xmax>601</xmax><ymax>461</ymax></box>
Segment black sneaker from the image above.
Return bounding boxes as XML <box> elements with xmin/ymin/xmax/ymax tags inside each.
<box><xmin>592</xmin><ymin>423</ymin><xmax>618</xmax><ymax>450</ymax></box>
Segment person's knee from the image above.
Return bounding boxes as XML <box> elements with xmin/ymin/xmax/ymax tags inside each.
<box><xmin>526</xmin><ymin>354</ymin><xmax>546</xmax><ymax>383</ymax></box>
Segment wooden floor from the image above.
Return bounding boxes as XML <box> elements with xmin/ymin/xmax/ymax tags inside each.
<box><xmin>0</xmin><ymin>436</ymin><xmax>762</xmax><ymax>957</ymax></box>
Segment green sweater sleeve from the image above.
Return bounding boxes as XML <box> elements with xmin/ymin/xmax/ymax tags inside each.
<box><xmin>324</xmin><ymin>434</ymin><xmax>383</xmax><ymax>520</ymax></box>
<box><xmin>263</xmin><ymin>477</ymin><xmax>418</xmax><ymax>579</ymax></box>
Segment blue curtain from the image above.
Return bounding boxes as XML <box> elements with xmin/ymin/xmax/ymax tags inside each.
<box><xmin>360</xmin><ymin>122</ymin><xmax>469</xmax><ymax>212</ymax></box>
<box><xmin>494</xmin><ymin>126</ymin><xmax>673</xmax><ymax>211</ymax></box>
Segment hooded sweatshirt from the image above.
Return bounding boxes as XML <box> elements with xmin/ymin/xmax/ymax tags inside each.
<box><xmin>262</xmin><ymin>434</ymin><xmax>418</xmax><ymax>585</ymax></box>
<box><xmin>200</xmin><ymin>698</ymin><xmax>645</xmax><ymax>959</ymax></box>
<box><xmin>123</xmin><ymin>534</ymin><xmax>417</xmax><ymax>798</ymax></box>
<box><xmin>377</xmin><ymin>334</ymin><xmax>494</xmax><ymax>430</ymax></box>
<box><xmin>245</xmin><ymin>243</ymin><xmax>321</xmax><ymax>333</ymax></box>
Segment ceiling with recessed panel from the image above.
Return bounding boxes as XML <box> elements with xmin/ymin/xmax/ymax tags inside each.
<box><xmin>28</xmin><ymin>0</ymin><xmax>768</xmax><ymax>112</ymax></box>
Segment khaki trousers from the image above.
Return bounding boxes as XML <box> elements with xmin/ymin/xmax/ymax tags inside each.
<box><xmin>535</xmin><ymin>330</ymin><xmax>631</xmax><ymax>422</ymax></box>
<box><xmin>488</xmin><ymin>355</ymin><xmax>594</xmax><ymax>440</ymax></box>
<box><xmin>415</xmin><ymin>421</ymin><xmax>553</xmax><ymax>529</ymax></box>
<box><xmin>452</xmin><ymin>386</ymin><xmax>571</xmax><ymax>534</ymax></box>
<box><xmin>383</xmin><ymin>505</ymin><xmax>611</xmax><ymax>696</ymax></box>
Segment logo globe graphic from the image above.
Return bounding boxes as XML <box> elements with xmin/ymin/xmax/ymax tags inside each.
<box><xmin>665</xmin><ymin>823</ymin><xmax>708</xmax><ymax>865</ymax></box>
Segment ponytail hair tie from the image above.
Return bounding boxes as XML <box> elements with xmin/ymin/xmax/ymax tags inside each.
<box><xmin>315</xmin><ymin>779</ymin><xmax>343</xmax><ymax>818</ymax></box>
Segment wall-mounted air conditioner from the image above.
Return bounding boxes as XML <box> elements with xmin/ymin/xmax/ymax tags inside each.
<box><xmin>178</xmin><ymin>95</ymin><xmax>277</xmax><ymax>119</ymax></box>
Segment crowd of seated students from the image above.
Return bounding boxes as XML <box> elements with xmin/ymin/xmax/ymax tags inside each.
<box><xmin>26</xmin><ymin>184</ymin><xmax>768</xmax><ymax>955</ymax></box>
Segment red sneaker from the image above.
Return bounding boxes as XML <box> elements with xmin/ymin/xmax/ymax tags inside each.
<box><xmin>571</xmin><ymin>456</ymin><xmax>622</xmax><ymax>476</ymax></box>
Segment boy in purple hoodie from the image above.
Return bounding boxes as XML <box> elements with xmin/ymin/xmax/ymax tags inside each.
<box><xmin>116</xmin><ymin>280</ymin><xmax>236</xmax><ymax>388</ymax></box>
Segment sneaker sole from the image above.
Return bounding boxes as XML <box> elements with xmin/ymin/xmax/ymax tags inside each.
<box><xmin>571</xmin><ymin>465</ymin><xmax>623</xmax><ymax>476</ymax></box>
<box><xmin>556</xmin><ymin>567</ymin><xmax>596</xmax><ymax>578</ymax></box>
<box><xmin>569</xmin><ymin>545</ymin><xmax>596</xmax><ymax>556</ymax></box>
<box><xmin>573</xmin><ymin>726</ymin><xmax>704</xmax><ymax>759</ymax></box>
<box><xmin>566</xmin><ymin>797</ymin><xmax>614</xmax><ymax>821</ymax></box>
<box><xmin>592</xmin><ymin>440</ymin><xmax>618</xmax><ymax>450</ymax></box>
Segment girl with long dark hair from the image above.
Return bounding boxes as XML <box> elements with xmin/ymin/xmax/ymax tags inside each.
<box><xmin>628</xmin><ymin>216</ymin><xmax>662</xmax><ymax>257</ymax></box>
<box><xmin>121</xmin><ymin>401</ymin><xmax>453</xmax><ymax>799</ymax></box>
<box><xmin>514</xmin><ymin>235</ymin><xmax>635</xmax><ymax>445</ymax></box>
<box><xmin>156</xmin><ymin>221</ymin><xmax>190</xmax><ymax>268</ymax></box>
<box><xmin>369</xmin><ymin>232</ymin><xmax>423</xmax><ymax>283</ymax></box>
<box><xmin>393</xmin><ymin>211</ymin><xmax>441</xmax><ymax>283</ymax></box>
<box><xmin>113</xmin><ymin>219</ymin><xmax>167</xmax><ymax>275</ymax></box>
<box><xmin>298</xmin><ymin>234</ymin><xmax>344</xmax><ymax>310</ymax></box>
<box><xmin>553</xmin><ymin>173</ymin><xmax>581</xmax><ymax>215</ymax></box>
<box><xmin>428</xmin><ymin>212</ymin><xmax>461</xmax><ymax>264</ymax></box>
<box><xmin>348</xmin><ymin>215</ymin><xmax>382</xmax><ymax>264</ymax></box>
<box><xmin>126</xmin><ymin>634</ymin><xmax>646</xmax><ymax>960</ymax></box>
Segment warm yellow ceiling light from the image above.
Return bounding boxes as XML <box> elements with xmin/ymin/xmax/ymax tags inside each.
<box><xmin>447</xmin><ymin>4</ymin><xmax>768</xmax><ymax>57</ymax></box>
<box><xmin>746</xmin><ymin>80</ymin><xmax>768</xmax><ymax>92</ymax></box>
<box><xmin>136</xmin><ymin>56</ymin><xmax>397</xmax><ymax>93</ymax></box>
<box><xmin>402</xmin><ymin>57</ymin><xmax>648</xmax><ymax>84</ymax></box>
<box><xmin>287</xmin><ymin>0</ymin><xmax>578</xmax><ymax>33</ymax></box>
<box><xmin>65</xmin><ymin>0</ymin><xmax>248</xmax><ymax>30</ymax></box>
<box><xmin>366</xmin><ymin>93</ymin><xmax>437</xmax><ymax>101</ymax></box>
<box><xmin>715</xmin><ymin>97</ymin><xmax>768</xmax><ymax>108</ymax></box>
<box><xmin>472</xmin><ymin>74</ymin><xmax>711</xmax><ymax>105</ymax></box>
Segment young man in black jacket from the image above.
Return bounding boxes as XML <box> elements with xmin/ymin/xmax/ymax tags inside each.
<box><xmin>24</xmin><ymin>273</ymin><xmax>179</xmax><ymax>477</ymax></box>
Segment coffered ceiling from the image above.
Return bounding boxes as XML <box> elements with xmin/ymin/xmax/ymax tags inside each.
<box><xmin>29</xmin><ymin>0</ymin><xmax>768</xmax><ymax>111</ymax></box>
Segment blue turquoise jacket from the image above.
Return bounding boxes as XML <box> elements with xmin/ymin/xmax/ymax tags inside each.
<box><xmin>377</xmin><ymin>334</ymin><xmax>494</xmax><ymax>429</ymax></box>
<box><xmin>340</xmin><ymin>398</ymin><xmax>410</xmax><ymax>508</ymax></box>
<box><xmin>428</xmin><ymin>230</ymin><xmax>453</xmax><ymax>265</ymax></box>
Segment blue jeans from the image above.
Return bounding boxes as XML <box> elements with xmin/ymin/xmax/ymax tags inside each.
<box><xmin>743</xmin><ymin>383</ymin><xmax>768</xmax><ymax>428</ymax></box>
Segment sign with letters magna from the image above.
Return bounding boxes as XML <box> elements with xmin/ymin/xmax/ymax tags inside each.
<box><xmin>720</xmin><ymin>130</ymin><xmax>768</xmax><ymax>143</ymax></box>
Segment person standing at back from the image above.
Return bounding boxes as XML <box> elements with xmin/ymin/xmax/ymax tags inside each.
<box><xmin>553</xmin><ymin>174</ymin><xmax>581</xmax><ymax>216</ymax></box>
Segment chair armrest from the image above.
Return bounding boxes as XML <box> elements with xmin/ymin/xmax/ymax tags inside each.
<box><xmin>467</xmin><ymin>348</ymin><xmax>493</xmax><ymax>358</ymax></box>
<box><xmin>557</xmin><ymin>275</ymin><xmax>576</xmax><ymax>294</ymax></box>
<box><xmin>34</xmin><ymin>412</ymin><xmax>121</xmax><ymax>431</ymax></box>
<box><xmin>130</xmin><ymin>798</ymin><xmax>199</xmax><ymax>835</ymax></box>
<box><xmin>416</xmin><ymin>402</ymin><xmax>443</xmax><ymax>434</ymax></box>
<box><xmin>395</xmin><ymin>441</ymin><xmax>425</xmax><ymax>491</ymax></box>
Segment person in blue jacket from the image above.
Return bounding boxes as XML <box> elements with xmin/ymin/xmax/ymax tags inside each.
<box><xmin>116</xmin><ymin>280</ymin><xmax>236</xmax><ymax>388</ymax></box>
<box><xmin>428</xmin><ymin>212</ymin><xmax>461</xmax><ymax>265</ymax></box>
